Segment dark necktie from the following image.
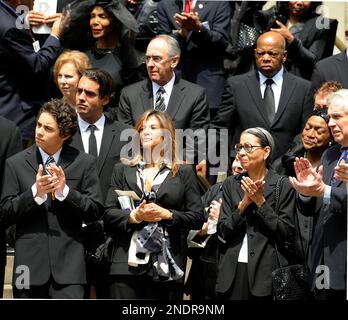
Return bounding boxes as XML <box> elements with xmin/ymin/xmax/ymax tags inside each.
<box><xmin>263</xmin><ymin>78</ymin><xmax>275</xmax><ymax>123</ymax></box>
<box><xmin>88</xmin><ymin>124</ymin><xmax>98</xmax><ymax>157</ymax></box>
<box><xmin>44</xmin><ymin>156</ymin><xmax>56</xmax><ymax>176</ymax></box>
<box><xmin>184</xmin><ymin>0</ymin><xmax>192</xmax><ymax>12</ymax></box>
<box><xmin>155</xmin><ymin>87</ymin><xmax>166</xmax><ymax>112</ymax></box>
<box><xmin>330</xmin><ymin>147</ymin><xmax>348</xmax><ymax>186</ymax></box>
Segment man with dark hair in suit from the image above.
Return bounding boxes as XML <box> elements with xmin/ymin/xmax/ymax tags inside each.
<box><xmin>118</xmin><ymin>34</ymin><xmax>210</xmax><ymax>174</ymax></box>
<box><xmin>311</xmin><ymin>49</ymin><xmax>348</xmax><ymax>92</ymax></box>
<box><xmin>290</xmin><ymin>89</ymin><xmax>348</xmax><ymax>300</ymax></box>
<box><xmin>0</xmin><ymin>0</ymin><xmax>66</xmax><ymax>142</ymax></box>
<box><xmin>0</xmin><ymin>99</ymin><xmax>103</xmax><ymax>299</ymax></box>
<box><xmin>211</xmin><ymin>31</ymin><xmax>313</xmax><ymax>169</ymax></box>
<box><xmin>71</xmin><ymin>68</ymin><xmax>131</xmax><ymax>298</ymax></box>
<box><xmin>0</xmin><ymin>116</ymin><xmax>22</xmax><ymax>298</ymax></box>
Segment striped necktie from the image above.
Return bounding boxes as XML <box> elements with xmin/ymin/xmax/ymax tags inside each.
<box><xmin>155</xmin><ymin>87</ymin><xmax>166</xmax><ymax>112</ymax></box>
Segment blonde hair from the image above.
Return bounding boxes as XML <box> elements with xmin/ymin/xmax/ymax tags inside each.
<box><xmin>53</xmin><ymin>50</ymin><xmax>91</xmax><ymax>85</ymax></box>
<box><xmin>123</xmin><ymin>110</ymin><xmax>181</xmax><ymax>176</ymax></box>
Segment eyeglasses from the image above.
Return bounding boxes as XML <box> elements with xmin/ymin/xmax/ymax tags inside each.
<box><xmin>255</xmin><ymin>50</ymin><xmax>283</xmax><ymax>58</ymax></box>
<box><xmin>235</xmin><ymin>142</ymin><xmax>263</xmax><ymax>153</ymax></box>
<box><xmin>145</xmin><ymin>55</ymin><xmax>174</xmax><ymax>64</ymax></box>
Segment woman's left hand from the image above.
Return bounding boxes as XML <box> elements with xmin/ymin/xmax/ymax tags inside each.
<box><xmin>270</xmin><ymin>20</ymin><xmax>295</xmax><ymax>44</ymax></box>
<box><xmin>241</xmin><ymin>176</ymin><xmax>265</xmax><ymax>208</ymax></box>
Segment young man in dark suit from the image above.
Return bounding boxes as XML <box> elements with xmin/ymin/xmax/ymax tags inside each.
<box><xmin>290</xmin><ymin>89</ymin><xmax>348</xmax><ymax>300</ymax></box>
<box><xmin>0</xmin><ymin>0</ymin><xmax>64</xmax><ymax>142</ymax></box>
<box><xmin>71</xmin><ymin>68</ymin><xmax>131</xmax><ymax>202</ymax></box>
<box><xmin>70</xmin><ymin>68</ymin><xmax>131</xmax><ymax>298</ymax></box>
<box><xmin>0</xmin><ymin>99</ymin><xmax>103</xmax><ymax>299</ymax></box>
<box><xmin>0</xmin><ymin>116</ymin><xmax>22</xmax><ymax>298</ymax></box>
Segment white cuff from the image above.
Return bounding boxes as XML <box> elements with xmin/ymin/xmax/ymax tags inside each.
<box><xmin>55</xmin><ymin>184</ymin><xmax>69</xmax><ymax>201</ymax></box>
<box><xmin>32</xmin><ymin>183</ymin><xmax>47</xmax><ymax>205</ymax></box>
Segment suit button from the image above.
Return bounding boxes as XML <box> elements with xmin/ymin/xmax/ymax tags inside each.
<box><xmin>304</xmin><ymin>225</ymin><xmax>308</xmax><ymax>229</ymax></box>
<box><xmin>250</xmin><ymin>252</ymin><xmax>255</xmax><ymax>257</ymax></box>
<box><xmin>249</xmin><ymin>234</ymin><xmax>254</xmax><ymax>239</ymax></box>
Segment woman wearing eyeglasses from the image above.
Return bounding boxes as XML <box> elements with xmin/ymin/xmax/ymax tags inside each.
<box><xmin>216</xmin><ymin>127</ymin><xmax>296</xmax><ymax>300</ymax></box>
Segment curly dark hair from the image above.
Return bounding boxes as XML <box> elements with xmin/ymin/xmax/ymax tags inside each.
<box><xmin>37</xmin><ymin>99</ymin><xmax>78</xmax><ymax>144</ymax></box>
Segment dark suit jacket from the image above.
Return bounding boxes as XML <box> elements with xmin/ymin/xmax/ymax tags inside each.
<box><xmin>210</xmin><ymin>69</ymin><xmax>313</xmax><ymax>160</ymax></box>
<box><xmin>284</xmin><ymin>17</ymin><xmax>337</xmax><ymax>80</ymax></box>
<box><xmin>0</xmin><ymin>116</ymin><xmax>22</xmax><ymax>296</ymax></box>
<box><xmin>298</xmin><ymin>144</ymin><xmax>347</xmax><ymax>290</ymax></box>
<box><xmin>70</xmin><ymin>117</ymin><xmax>132</xmax><ymax>203</ymax></box>
<box><xmin>0</xmin><ymin>1</ymin><xmax>61</xmax><ymax>139</ymax></box>
<box><xmin>0</xmin><ymin>144</ymin><xmax>104</xmax><ymax>286</ymax></box>
<box><xmin>311</xmin><ymin>50</ymin><xmax>348</xmax><ymax>92</ymax></box>
<box><xmin>118</xmin><ymin>77</ymin><xmax>210</xmax><ymax>162</ymax></box>
<box><xmin>118</xmin><ymin>77</ymin><xmax>210</xmax><ymax>131</ymax></box>
<box><xmin>156</xmin><ymin>0</ymin><xmax>231</xmax><ymax>107</ymax></box>
<box><xmin>104</xmin><ymin>163</ymin><xmax>204</xmax><ymax>276</ymax></box>
<box><xmin>217</xmin><ymin>170</ymin><xmax>296</xmax><ymax>297</ymax></box>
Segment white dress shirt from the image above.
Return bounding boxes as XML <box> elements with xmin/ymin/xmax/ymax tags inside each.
<box><xmin>259</xmin><ymin>67</ymin><xmax>284</xmax><ymax>114</ymax></box>
<box><xmin>78</xmin><ymin>114</ymin><xmax>105</xmax><ymax>156</ymax></box>
<box><xmin>152</xmin><ymin>73</ymin><xmax>176</xmax><ymax>111</ymax></box>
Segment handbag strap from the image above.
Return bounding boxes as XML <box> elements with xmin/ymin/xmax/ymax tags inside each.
<box><xmin>273</xmin><ymin>176</ymin><xmax>285</xmax><ymax>269</ymax></box>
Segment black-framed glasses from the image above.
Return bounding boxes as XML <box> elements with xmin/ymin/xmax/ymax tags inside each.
<box><xmin>235</xmin><ymin>142</ymin><xmax>263</xmax><ymax>153</ymax></box>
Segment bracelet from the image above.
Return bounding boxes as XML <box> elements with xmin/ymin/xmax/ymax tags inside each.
<box><xmin>129</xmin><ymin>208</ymin><xmax>142</xmax><ymax>224</ymax></box>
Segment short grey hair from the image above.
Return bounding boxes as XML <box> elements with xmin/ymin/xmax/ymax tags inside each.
<box><xmin>151</xmin><ymin>34</ymin><xmax>181</xmax><ymax>57</ymax></box>
<box><xmin>242</xmin><ymin>127</ymin><xmax>275</xmax><ymax>168</ymax></box>
<box><xmin>327</xmin><ymin>89</ymin><xmax>348</xmax><ymax>114</ymax></box>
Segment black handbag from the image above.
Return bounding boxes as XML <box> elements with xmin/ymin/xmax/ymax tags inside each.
<box><xmin>271</xmin><ymin>177</ymin><xmax>311</xmax><ymax>300</ymax></box>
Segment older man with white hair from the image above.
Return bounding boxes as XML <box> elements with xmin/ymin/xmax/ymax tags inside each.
<box><xmin>290</xmin><ymin>89</ymin><xmax>348</xmax><ymax>300</ymax></box>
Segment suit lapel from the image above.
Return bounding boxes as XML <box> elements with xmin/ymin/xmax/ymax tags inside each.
<box><xmin>98</xmin><ymin>119</ymin><xmax>114</xmax><ymax>174</ymax></box>
<box><xmin>273</xmin><ymin>72</ymin><xmax>296</xmax><ymax>126</ymax></box>
<box><xmin>166</xmin><ymin>78</ymin><xmax>185</xmax><ymax>119</ymax></box>
<box><xmin>57</xmin><ymin>145</ymin><xmax>78</xmax><ymax>171</ymax></box>
<box><xmin>141</xmin><ymin>80</ymin><xmax>154</xmax><ymax>113</ymax></box>
<box><xmin>323</xmin><ymin>145</ymin><xmax>341</xmax><ymax>186</ymax></box>
<box><xmin>70</xmin><ymin>130</ymin><xmax>84</xmax><ymax>151</ymax></box>
<box><xmin>25</xmin><ymin>145</ymin><xmax>42</xmax><ymax>174</ymax></box>
<box><xmin>245</xmin><ymin>71</ymin><xmax>270</xmax><ymax>125</ymax></box>
<box><xmin>124</xmin><ymin>165</ymin><xmax>143</xmax><ymax>197</ymax></box>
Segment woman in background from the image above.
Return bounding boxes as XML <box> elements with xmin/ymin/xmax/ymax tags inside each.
<box><xmin>66</xmin><ymin>0</ymin><xmax>142</xmax><ymax>119</ymax></box>
<box><xmin>53</xmin><ymin>50</ymin><xmax>91</xmax><ymax>108</ymax></box>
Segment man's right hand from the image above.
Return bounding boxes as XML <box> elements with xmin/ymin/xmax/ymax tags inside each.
<box><xmin>35</xmin><ymin>164</ymin><xmax>56</xmax><ymax>198</ymax></box>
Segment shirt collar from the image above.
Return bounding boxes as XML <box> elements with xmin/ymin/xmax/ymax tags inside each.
<box><xmin>78</xmin><ymin>114</ymin><xmax>105</xmax><ymax>132</ymax></box>
<box><xmin>259</xmin><ymin>67</ymin><xmax>284</xmax><ymax>87</ymax></box>
<box><xmin>38</xmin><ymin>147</ymin><xmax>62</xmax><ymax>165</ymax></box>
<box><xmin>152</xmin><ymin>72</ymin><xmax>176</xmax><ymax>95</ymax></box>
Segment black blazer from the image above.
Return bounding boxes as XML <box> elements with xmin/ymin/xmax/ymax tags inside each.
<box><xmin>311</xmin><ymin>50</ymin><xmax>348</xmax><ymax>91</ymax></box>
<box><xmin>156</xmin><ymin>0</ymin><xmax>231</xmax><ymax>107</ymax></box>
<box><xmin>0</xmin><ymin>144</ymin><xmax>104</xmax><ymax>286</ymax></box>
<box><xmin>118</xmin><ymin>77</ymin><xmax>210</xmax><ymax>132</ymax></box>
<box><xmin>298</xmin><ymin>144</ymin><xmax>347</xmax><ymax>290</ymax></box>
<box><xmin>104</xmin><ymin>163</ymin><xmax>204</xmax><ymax>276</ymax></box>
<box><xmin>70</xmin><ymin>118</ymin><xmax>132</xmax><ymax>202</ymax></box>
<box><xmin>0</xmin><ymin>2</ymin><xmax>61</xmax><ymax>139</ymax></box>
<box><xmin>0</xmin><ymin>117</ymin><xmax>22</xmax><ymax>269</ymax></box>
<box><xmin>210</xmin><ymin>69</ymin><xmax>313</xmax><ymax>160</ymax></box>
<box><xmin>217</xmin><ymin>170</ymin><xmax>296</xmax><ymax>297</ymax></box>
